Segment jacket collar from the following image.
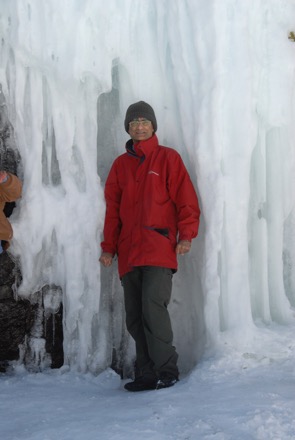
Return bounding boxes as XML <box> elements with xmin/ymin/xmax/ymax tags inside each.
<box><xmin>126</xmin><ymin>134</ymin><xmax>159</xmax><ymax>159</ymax></box>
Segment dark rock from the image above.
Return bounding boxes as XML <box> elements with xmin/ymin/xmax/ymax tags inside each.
<box><xmin>44</xmin><ymin>300</ymin><xmax>64</xmax><ymax>369</ymax></box>
<box><xmin>0</xmin><ymin>253</ymin><xmax>35</xmax><ymax>371</ymax></box>
<box><xmin>0</xmin><ymin>298</ymin><xmax>35</xmax><ymax>360</ymax></box>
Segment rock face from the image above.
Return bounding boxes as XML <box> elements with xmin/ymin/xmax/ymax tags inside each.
<box><xmin>0</xmin><ymin>253</ymin><xmax>64</xmax><ymax>371</ymax></box>
<box><xmin>0</xmin><ymin>253</ymin><xmax>64</xmax><ymax>372</ymax></box>
<box><xmin>23</xmin><ymin>285</ymin><xmax>64</xmax><ymax>371</ymax></box>
<box><xmin>0</xmin><ymin>85</ymin><xmax>64</xmax><ymax>372</ymax></box>
<box><xmin>0</xmin><ymin>252</ymin><xmax>35</xmax><ymax>371</ymax></box>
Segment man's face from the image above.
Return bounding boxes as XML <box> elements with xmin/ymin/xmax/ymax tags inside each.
<box><xmin>128</xmin><ymin>118</ymin><xmax>154</xmax><ymax>142</ymax></box>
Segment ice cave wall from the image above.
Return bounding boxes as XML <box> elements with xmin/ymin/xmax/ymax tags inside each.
<box><xmin>0</xmin><ymin>0</ymin><xmax>295</xmax><ymax>373</ymax></box>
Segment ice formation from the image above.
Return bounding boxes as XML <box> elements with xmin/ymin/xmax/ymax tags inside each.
<box><xmin>0</xmin><ymin>0</ymin><xmax>295</xmax><ymax>373</ymax></box>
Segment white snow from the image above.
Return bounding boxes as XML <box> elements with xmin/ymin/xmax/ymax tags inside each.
<box><xmin>1</xmin><ymin>323</ymin><xmax>295</xmax><ymax>439</ymax></box>
<box><xmin>1</xmin><ymin>0</ymin><xmax>295</xmax><ymax>438</ymax></box>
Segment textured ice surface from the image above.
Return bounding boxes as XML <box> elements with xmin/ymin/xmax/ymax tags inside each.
<box><xmin>0</xmin><ymin>0</ymin><xmax>294</xmax><ymax>373</ymax></box>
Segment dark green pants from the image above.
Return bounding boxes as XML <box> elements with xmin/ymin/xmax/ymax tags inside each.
<box><xmin>122</xmin><ymin>266</ymin><xmax>179</xmax><ymax>379</ymax></box>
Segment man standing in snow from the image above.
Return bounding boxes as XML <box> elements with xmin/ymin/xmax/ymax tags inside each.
<box><xmin>0</xmin><ymin>170</ymin><xmax>22</xmax><ymax>253</ymax></box>
<box><xmin>100</xmin><ymin>101</ymin><xmax>200</xmax><ymax>392</ymax></box>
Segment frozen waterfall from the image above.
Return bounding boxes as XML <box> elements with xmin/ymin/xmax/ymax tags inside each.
<box><xmin>0</xmin><ymin>0</ymin><xmax>295</xmax><ymax>374</ymax></box>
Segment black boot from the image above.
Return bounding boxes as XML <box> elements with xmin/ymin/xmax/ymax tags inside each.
<box><xmin>124</xmin><ymin>375</ymin><xmax>158</xmax><ymax>392</ymax></box>
<box><xmin>156</xmin><ymin>372</ymin><xmax>178</xmax><ymax>389</ymax></box>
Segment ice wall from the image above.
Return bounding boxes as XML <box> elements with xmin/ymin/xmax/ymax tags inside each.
<box><xmin>0</xmin><ymin>0</ymin><xmax>295</xmax><ymax>373</ymax></box>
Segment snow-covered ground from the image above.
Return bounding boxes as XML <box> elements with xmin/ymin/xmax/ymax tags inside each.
<box><xmin>1</xmin><ymin>324</ymin><xmax>295</xmax><ymax>440</ymax></box>
<box><xmin>1</xmin><ymin>1</ymin><xmax>295</xmax><ymax>438</ymax></box>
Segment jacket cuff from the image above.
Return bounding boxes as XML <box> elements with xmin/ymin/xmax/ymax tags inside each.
<box><xmin>101</xmin><ymin>245</ymin><xmax>116</xmax><ymax>257</ymax></box>
<box><xmin>178</xmin><ymin>235</ymin><xmax>192</xmax><ymax>242</ymax></box>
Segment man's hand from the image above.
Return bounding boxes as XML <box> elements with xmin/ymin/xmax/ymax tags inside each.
<box><xmin>176</xmin><ymin>240</ymin><xmax>191</xmax><ymax>255</ymax></box>
<box><xmin>99</xmin><ymin>252</ymin><xmax>113</xmax><ymax>267</ymax></box>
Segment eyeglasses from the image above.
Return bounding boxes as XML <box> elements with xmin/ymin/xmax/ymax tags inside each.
<box><xmin>129</xmin><ymin>119</ymin><xmax>152</xmax><ymax>128</ymax></box>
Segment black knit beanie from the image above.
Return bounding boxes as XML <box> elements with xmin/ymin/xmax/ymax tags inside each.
<box><xmin>124</xmin><ymin>101</ymin><xmax>157</xmax><ymax>133</ymax></box>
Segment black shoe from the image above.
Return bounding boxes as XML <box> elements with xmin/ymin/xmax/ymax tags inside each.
<box><xmin>156</xmin><ymin>372</ymin><xmax>178</xmax><ymax>389</ymax></box>
<box><xmin>124</xmin><ymin>376</ymin><xmax>157</xmax><ymax>392</ymax></box>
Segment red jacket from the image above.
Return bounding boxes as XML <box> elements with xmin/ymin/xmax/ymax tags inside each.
<box><xmin>101</xmin><ymin>134</ymin><xmax>200</xmax><ymax>277</ymax></box>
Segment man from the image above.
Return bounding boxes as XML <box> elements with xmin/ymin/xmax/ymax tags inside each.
<box><xmin>100</xmin><ymin>101</ymin><xmax>200</xmax><ymax>392</ymax></box>
<box><xmin>0</xmin><ymin>170</ymin><xmax>22</xmax><ymax>253</ymax></box>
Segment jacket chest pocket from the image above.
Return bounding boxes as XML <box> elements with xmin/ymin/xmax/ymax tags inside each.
<box><xmin>144</xmin><ymin>173</ymin><xmax>169</xmax><ymax>205</ymax></box>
